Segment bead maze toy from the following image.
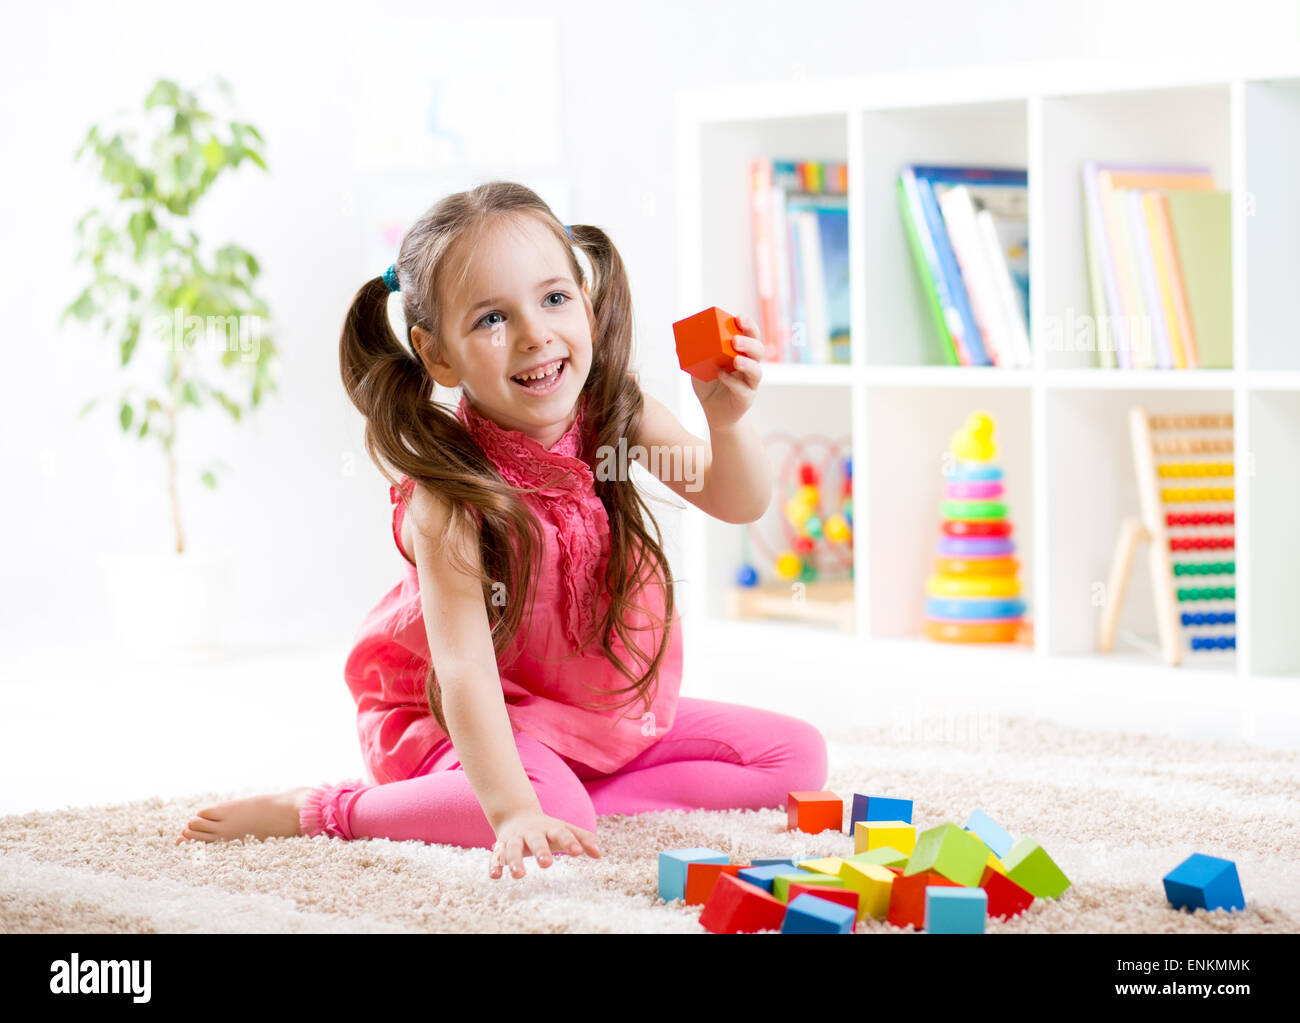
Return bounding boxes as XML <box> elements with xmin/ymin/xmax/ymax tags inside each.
<box><xmin>923</xmin><ymin>411</ymin><xmax>1029</xmax><ymax>643</ymax></box>
<box><xmin>1097</xmin><ymin>408</ymin><xmax>1236</xmax><ymax>666</ymax></box>
<box><xmin>727</xmin><ymin>433</ymin><xmax>855</xmax><ymax>631</ymax></box>
<box><xmin>672</xmin><ymin>306</ymin><xmax>742</xmax><ymax>382</ymax></box>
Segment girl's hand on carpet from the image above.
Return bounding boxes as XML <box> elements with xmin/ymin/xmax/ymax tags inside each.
<box><xmin>490</xmin><ymin>810</ymin><xmax>602</xmax><ymax>880</ymax></box>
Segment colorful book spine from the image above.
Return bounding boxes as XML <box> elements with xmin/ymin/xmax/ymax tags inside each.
<box><xmin>1082</xmin><ymin>164</ymin><xmax>1131</xmax><ymax>369</ymax></box>
<box><xmin>1142</xmin><ymin>191</ymin><xmax>1188</xmax><ymax>369</ymax></box>
<box><xmin>977</xmin><ymin>205</ymin><xmax>1032</xmax><ymax>368</ymax></box>
<box><xmin>938</xmin><ymin>184</ymin><xmax>1007</xmax><ymax>366</ymax></box>
<box><xmin>1149</xmin><ymin>191</ymin><xmax>1200</xmax><ymax>368</ymax></box>
<box><xmin>748</xmin><ymin>158</ymin><xmax>782</xmax><ymax>363</ymax></box>
<box><xmin>899</xmin><ymin>168</ymin><xmax>969</xmax><ymax>365</ymax></box>
<box><xmin>1127</xmin><ymin>189</ymin><xmax>1173</xmax><ymax>368</ymax></box>
<box><xmin>912</xmin><ymin>174</ymin><xmax>991</xmax><ymax>365</ymax></box>
<box><xmin>896</xmin><ymin>175</ymin><xmax>960</xmax><ymax>365</ymax></box>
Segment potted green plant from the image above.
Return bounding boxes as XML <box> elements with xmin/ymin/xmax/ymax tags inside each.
<box><xmin>64</xmin><ymin>78</ymin><xmax>277</xmax><ymax>658</ymax></box>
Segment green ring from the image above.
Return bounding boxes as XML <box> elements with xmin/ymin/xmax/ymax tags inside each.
<box><xmin>941</xmin><ymin>500</ymin><xmax>1008</xmax><ymax>520</ymax></box>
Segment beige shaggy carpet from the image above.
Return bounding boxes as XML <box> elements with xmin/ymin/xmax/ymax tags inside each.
<box><xmin>2</xmin><ymin>716</ymin><xmax>1296</xmax><ymax>934</ymax></box>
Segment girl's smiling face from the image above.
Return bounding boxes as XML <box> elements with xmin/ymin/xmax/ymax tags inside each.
<box><xmin>415</xmin><ymin>213</ymin><xmax>595</xmax><ymax>450</ymax></box>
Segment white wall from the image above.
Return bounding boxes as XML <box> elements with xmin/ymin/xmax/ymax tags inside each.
<box><xmin>1</xmin><ymin>0</ymin><xmax>1295</xmax><ymax>657</ymax></box>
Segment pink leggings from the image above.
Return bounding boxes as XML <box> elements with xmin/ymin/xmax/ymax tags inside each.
<box><xmin>299</xmin><ymin>697</ymin><xmax>828</xmax><ymax>848</ymax></box>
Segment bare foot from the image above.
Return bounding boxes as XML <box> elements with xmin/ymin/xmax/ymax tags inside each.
<box><xmin>175</xmin><ymin>787</ymin><xmax>315</xmax><ymax>845</ymax></box>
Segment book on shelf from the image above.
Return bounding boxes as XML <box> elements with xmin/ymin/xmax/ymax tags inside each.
<box><xmin>1080</xmin><ymin>162</ymin><xmax>1230</xmax><ymax>369</ymax></box>
<box><xmin>898</xmin><ymin>164</ymin><xmax>1030</xmax><ymax>368</ymax></box>
<box><xmin>748</xmin><ymin>158</ymin><xmax>850</xmax><ymax>365</ymax></box>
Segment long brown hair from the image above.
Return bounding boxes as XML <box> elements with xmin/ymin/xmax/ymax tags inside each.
<box><xmin>338</xmin><ymin>181</ymin><xmax>676</xmax><ymax>736</ymax></box>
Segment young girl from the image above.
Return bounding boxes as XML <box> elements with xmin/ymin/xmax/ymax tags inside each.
<box><xmin>176</xmin><ymin>181</ymin><xmax>829</xmax><ymax>880</ymax></box>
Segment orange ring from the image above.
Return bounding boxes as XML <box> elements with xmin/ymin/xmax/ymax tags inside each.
<box><xmin>924</xmin><ymin>620</ymin><xmax>1021</xmax><ymax>643</ymax></box>
<box><xmin>934</xmin><ymin>556</ymin><xmax>1019</xmax><ymax>576</ymax></box>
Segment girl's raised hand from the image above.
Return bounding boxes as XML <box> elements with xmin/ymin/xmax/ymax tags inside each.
<box><xmin>490</xmin><ymin>809</ymin><xmax>602</xmax><ymax>880</ymax></box>
<box><xmin>691</xmin><ymin>315</ymin><xmax>763</xmax><ymax>430</ymax></box>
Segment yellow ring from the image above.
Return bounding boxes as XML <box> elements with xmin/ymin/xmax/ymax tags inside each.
<box><xmin>927</xmin><ymin>575</ymin><xmax>1022</xmax><ymax>598</ymax></box>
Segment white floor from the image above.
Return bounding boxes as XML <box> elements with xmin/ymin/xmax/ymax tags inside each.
<box><xmin>2</xmin><ymin>620</ymin><xmax>1297</xmax><ymax>817</ymax></box>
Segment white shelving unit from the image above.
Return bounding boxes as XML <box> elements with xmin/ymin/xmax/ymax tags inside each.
<box><xmin>673</xmin><ymin>53</ymin><xmax>1300</xmax><ymax>717</ymax></box>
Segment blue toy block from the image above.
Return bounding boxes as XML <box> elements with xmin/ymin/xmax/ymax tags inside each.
<box><xmin>750</xmin><ymin>857</ymin><xmax>798</xmax><ymax>868</ymax></box>
<box><xmin>658</xmin><ymin>848</ymin><xmax>729</xmax><ymax>902</ymax></box>
<box><xmin>964</xmin><ymin>808</ymin><xmax>1014</xmax><ymax>859</ymax></box>
<box><xmin>850</xmin><ymin>794</ymin><xmax>914</xmax><ymax>835</ymax></box>
<box><xmin>738</xmin><ymin>862</ymin><xmax>797</xmax><ymax>893</ymax></box>
<box><xmin>781</xmin><ymin>893</ymin><xmax>857</xmax><ymax>934</ymax></box>
<box><xmin>924</xmin><ymin>886</ymin><xmax>987</xmax><ymax>934</ymax></box>
<box><xmin>1163</xmin><ymin>854</ymin><xmax>1245</xmax><ymax>913</ymax></box>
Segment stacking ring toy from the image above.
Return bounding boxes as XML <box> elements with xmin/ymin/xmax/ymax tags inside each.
<box><xmin>943</xmin><ymin>519</ymin><xmax>1012</xmax><ymax>538</ymax></box>
<box><xmin>941</xmin><ymin>500</ymin><xmax>1008</xmax><ymax>520</ymax></box>
<box><xmin>927</xmin><ymin>575</ymin><xmax>1021</xmax><ymax>598</ymax></box>
<box><xmin>937</xmin><ymin>536</ymin><xmax>1015</xmax><ymax>556</ymax></box>
<box><xmin>945</xmin><ymin>464</ymin><xmax>1003</xmax><ymax>482</ymax></box>
<box><xmin>926</xmin><ymin>597</ymin><xmax>1026</xmax><ymax>620</ymax></box>
<box><xmin>944</xmin><ymin>480</ymin><xmax>1004</xmax><ymax>500</ymax></box>
<box><xmin>935</xmin><ymin>556</ymin><xmax>1019</xmax><ymax>576</ymax></box>
<box><xmin>924</xmin><ymin>620</ymin><xmax>1020</xmax><ymax>643</ymax></box>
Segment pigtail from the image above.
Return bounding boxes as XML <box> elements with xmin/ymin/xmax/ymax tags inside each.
<box><xmin>338</xmin><ymin>274</ymin><xmax>545</xmax><ymax>735</ymax></box>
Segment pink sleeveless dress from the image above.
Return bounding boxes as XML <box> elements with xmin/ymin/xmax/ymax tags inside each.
<box><xmin>343</xmin><ymin>391</ymin><xmax>682</xmax><ymax>785</ymax></box>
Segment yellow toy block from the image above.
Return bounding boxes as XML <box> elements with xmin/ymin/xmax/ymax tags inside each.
<box><xmin>772</xmin><ymin>871</ymin><xmax>845</xmax><ymax>903</ymax></box>
<box><xmin>854</xmin><ymin>820</ymin><xmax>916</xmax><ymax>856</ymax></box>
<box><xmin>839</xmin><ymin>861</ymin><xmax>895</xmax><ymax>921</ymax></box>
<box><xmin>797</xmin><ymin>856</ymin><xmax>846</xmax><ymax>876</ymax></box>
<box><xmin>985</xmin><ymin>851</ymin><xmax>1008</xmax><ymax>877</ymax></box>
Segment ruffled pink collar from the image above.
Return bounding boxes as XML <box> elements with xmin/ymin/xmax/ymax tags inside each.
<box><xmin>454</xmin><ymin>391</ymin><xmax>594</xmax><ymax>497</ymax></box>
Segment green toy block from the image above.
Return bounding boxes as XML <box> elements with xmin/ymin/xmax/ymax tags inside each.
<box><xmin>1001</xmin><ymin>838</ymin><xmax>1071</xmax><ymax>899</ymax></box>
<box><xmin>902</xmin><ymin>822</ymin><xmax>987</xmax><ymax>887</ymax></box>
<box><xmin>772</xmin><ymin>871</ymin><xmax>845</xmax><ymax>903</ymax></box>
<box><xmin>846</xmin><ymin>846</ymin><xmax>910</xmax><ymax>869</ymax></box>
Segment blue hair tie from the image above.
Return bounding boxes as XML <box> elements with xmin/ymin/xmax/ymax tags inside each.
<box><xmin>382</xmin><ymin>264</ymin><xmax>400</xmax><ymax>293</ymax></box>
<box><xmin>564</xmin><ymin>224</ymin><xmax>573</xmax><ymax>238</ymax></box>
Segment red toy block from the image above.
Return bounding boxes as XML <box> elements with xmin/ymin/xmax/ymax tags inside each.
<box><xmin>979</xmin><ymin>865</ymin><xmax>1035</xmax><ymax>920</ymax></box>
<box><xmin>787</xmin><ymin>883</ymin><xmax>861</xmax><ymax>920</ymax></box>
<box><xmin>685</xmin><ymin>862</ymin><xmax>742</xmax><ymax>906</ymax></box>
<box><xmin>672</xmin><ymin>306</ymin><xmax>742</xmax><ymax>382</ymax></box>
<box><xmin>887</xmin><ymin>870</ymin><xmax>961</xmax><ymax>930</ymax></box>
<box><xmin>698</xmin><ymin>873</ymin><xmax>788</xmax><ymax>934</ymax></box>
<box><xmin>787</xmin><ymin>791</ymin><xmax>843</xmax><ymax>834</ymax></box>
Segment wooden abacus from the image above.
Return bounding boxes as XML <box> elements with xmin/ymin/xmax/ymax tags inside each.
<box><xmin>1097</xmin><ymin>408</ymin><xmax>1236</xmax><ymax>666</ymax></box>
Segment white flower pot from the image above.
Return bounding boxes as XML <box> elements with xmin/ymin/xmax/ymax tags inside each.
<box><xmin>99</xmin><ymin>549</ymin><xmax>234</xmax><ymax>661</ymax></box>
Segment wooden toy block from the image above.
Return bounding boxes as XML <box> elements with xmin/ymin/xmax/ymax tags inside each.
<box><xmin>838</xmin><ymin>861</ymin><xmax>896</xmax><ymax>921</ymax></box>
<box><xmin>1001</xmin><ymin>838</ymin><xmax>1071</xmax><ymax>899</ymax></box>
<box><xmin>850</xmin><ymin>794</ymin><xmax>914</xmax><ymax>836</ymax></box>
<box><xmin>797</xmin><ymin>855</ymin><xmax>846</xmax><ymax>875</ymax></box>
<box><xmin>738</xmin><ymin>862</ymin><xmax>798</xmax><ymax>893</ymax></box>
<box><xmin>963</xmin><ymin>808</ymin><xmax>1014</xmax><ymax>858</ymax></box>
<box><xmin>750</xmin><ymin>856</ymin><xmax>798</xmax><ymax>868</ymax></box>
<box><xmin>1163</xmin><ymin>853</ymin><xmax>1245</xmax><ymax>912</ymax></box>
<box><xmin>773</xmin><ymin>871</ymin><xmax>844</xmax><ymax>903</ymax></box>
<box><xmin>979</xmin><ymin>865</ymin><xmax>1034</xmax><ymax>920</ymax></box>
<box><xmin>888</xmin><ymin>870</ymin><xmax>960</xmax><ymax>930</ymax></box>
<box><xmin>853</xmin><ymin>820</ymin><xmax>916</xmax><ymax>856</ymax></box>
<box><xmin>984</xmin><ymin>851</ymin><xmax>1008</xmax><ymax>877</ymax></box>
<box><xmin>787</xmin><ymin>883</ymin><xmax>860</xmax><ymax>919</ymax></box>
<box><xmin>846</xmin><ymin>846</ymin><xmax>910</xmax><ymax>869</ymax></box>
<box><xmin>672</xmin><ymin>306</ymin><xmax>741</xmax><ymax>382</ymax></box>
<box><xmin>903</xmin><ymin>823</ymin><xmax>988</xmax><ymax>887</ymax></box>
<box><xmin>781</xmin><ymin>892</ymin><xmax>857</xmax><ymax>934</ymax></box>
<box><xmin>925</xmin><ymin>886</ymin><xmax>987</xmax><ymax>934</ymax></box>
<box><xmin>699</xmin><ymin>873</ymin><xmax>788</xmax><ymax>933</ymax></box>
<box><xmin>685</xmin><ymin>862</ymin><xmax>742</xmax><ymax>906</ymax></box>
<box><xmin>787</xmin><ymin>790</ymin><xmax>843</xmax><ymax>834</ymax></box>
<box><xmin>658</xmin><ymin>847</ymin><xmax>730</xmax><ymax>902</ymax></box>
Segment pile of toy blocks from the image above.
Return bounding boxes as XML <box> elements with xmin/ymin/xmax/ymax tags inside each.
<box><xmin>658</xmin><ymin>790</ymin><xmax>1070</xmax><ymax>934</ymax></box>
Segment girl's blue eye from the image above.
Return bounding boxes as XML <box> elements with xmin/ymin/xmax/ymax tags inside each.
<box><xmin>475</xmin><ymin>293</ymin><xmax>568</xmax><ymax>330</ymax></box>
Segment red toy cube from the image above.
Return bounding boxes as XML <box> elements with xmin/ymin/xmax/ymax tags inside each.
<box><xmin>887</xmin><ymin>870</ymin><xmax>961</xmax><ymax>930</ymax></box>
<box><xmin>699</xmin><ymin>874</ymin><xmax>788</xmax><ymax>934</ymax></box>
<box><xmin>787</xmin><ymin>791</ymin><xmax>843</xmax><ymax>834</ymax></box>
<box><xmin>685</xmin><ymin>862</ymin><xmax>742</xmax><ymax>906</ymax></box>
<box><xmin>672</xmin><ymin>306</ymin><xmax>742</xmax><ymax>382</ymax></box>
<box><xmin>979</xmin><ymin>865</ymin><xmax>1035</xmax><ymax>920</ymax></box>
<box><xmin>787</xmin><ymin>883</ymin><xmax>861</xmax><ymax>921</ymax></box>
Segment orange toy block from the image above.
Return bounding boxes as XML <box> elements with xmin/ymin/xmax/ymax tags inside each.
<box><xmin>787</xmin><ymin>791</ymin><xmax>843</xmax><ymax>834</ymax></box>
<box><xmin>685</xmin><ymin>862</ymin><xmax>742</xmax><ymax>906</ymax></box>
<box><xmin>698</xmin><ymin>873</ymin><xmax>788</xmax><ymax>933</ymax></box>
<box><xmin>672</xmin><ymin>306</ymin><xmax>742</xmax><ymax>382</ymax></box>
<box><xmin>887</xmin><ymin>870</ymin><xmax>961</xmax><ymax>931</ymax></box>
